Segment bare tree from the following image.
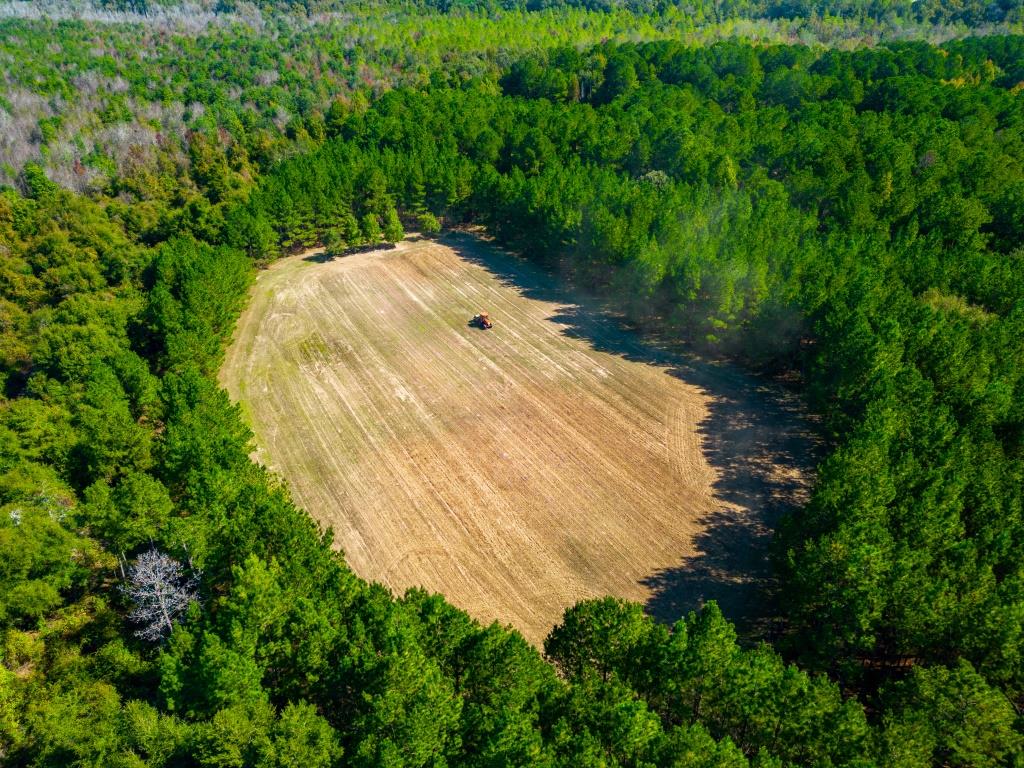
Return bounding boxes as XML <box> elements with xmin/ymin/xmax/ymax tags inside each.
<box><xmin>121</xmin><ymin>548</ymin><xmax>200</xmax><ymax>642</ymax></box>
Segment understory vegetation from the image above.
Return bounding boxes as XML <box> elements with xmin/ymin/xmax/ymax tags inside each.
<box><xmin>2</xmin><ymin>4</ymin><xmax>1024</xmax><ymax>766</ymax></box>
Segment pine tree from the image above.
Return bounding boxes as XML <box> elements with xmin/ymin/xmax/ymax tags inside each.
<box><xmin>383</xmin><ymin>208</ymin><xmax>404</xmax><ymax>244</ymax></box>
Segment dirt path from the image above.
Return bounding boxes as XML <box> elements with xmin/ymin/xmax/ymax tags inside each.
<box><xmin>220</xmin><ymin>233</ymin><xmax>814</xmax><ymax>645</ymax></box>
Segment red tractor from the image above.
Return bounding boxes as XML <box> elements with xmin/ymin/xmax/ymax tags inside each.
<box><xmin>469</xmin><ymin>312</ymin><xmax>493</xmax><ymax>329</ymax></box>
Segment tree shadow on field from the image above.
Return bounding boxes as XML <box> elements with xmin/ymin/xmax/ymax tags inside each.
<box><xmin>640</xmin><ymin>378</ymin><xmax>813</xmax><ymax>640</ymax></box>
<box><xmin>304</xmin><ymin>242</ymin><xmax>398</xmax><ymax>263</ymax></box>
<box><xmin>442</xmin><ymin>230</ymin><xmax>819</xmax><ymax>640</ymax></box>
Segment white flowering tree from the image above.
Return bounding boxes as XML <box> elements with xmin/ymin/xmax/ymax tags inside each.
<box><xmin>121</xmin><ymin>548</ymin><xmax>199</xmax><ymax>642</ymax></box>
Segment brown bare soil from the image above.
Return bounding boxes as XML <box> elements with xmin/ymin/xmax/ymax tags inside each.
<box><xmin>220</xmin><ymin>232</ymin><xmax>814</xmax><ymax>645</ymax></box>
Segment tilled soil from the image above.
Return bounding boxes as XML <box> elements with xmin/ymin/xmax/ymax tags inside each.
<box><xmin>220</xmin><ymin>233</ymin><xmax>814</xmax><ymax>644</ymax></box>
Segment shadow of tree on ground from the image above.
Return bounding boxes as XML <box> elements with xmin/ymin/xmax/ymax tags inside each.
<box><xmin>442</xmin><ymin>230</ymin><xmax>819</xmax><ymax>640</ymax></box>
<box><xmin>303</xmin><ymin>242</ymin><xmax>399</xmax><ymax>263</ymax></box>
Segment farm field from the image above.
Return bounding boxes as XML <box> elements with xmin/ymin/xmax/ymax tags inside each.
<box><xmin>220</xmin><ymin>233</ymin><xmax>813</xmax><ymax>644</ymax></box>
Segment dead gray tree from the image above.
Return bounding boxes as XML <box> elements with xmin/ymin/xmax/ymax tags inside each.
<box><xmin>122</xmin><ymin>548</ymin><xmax>199</xmax><ymax>642</ymax></box>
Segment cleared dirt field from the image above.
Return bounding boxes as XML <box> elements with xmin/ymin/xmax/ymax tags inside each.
<box><xmin>220</xmin><ymin>233</ymin><xmax>813</xmax><ymax>644</ymax></box>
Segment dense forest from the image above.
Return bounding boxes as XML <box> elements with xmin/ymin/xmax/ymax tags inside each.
<box><xmin>1</xmin><ymin>0</ymin><xmax>1021</xmax><ymax>191</ymax></box>
<box><xmin>2</xmin><ymin>2</ymin><xmax>1024</xmax><ymax>766</ymax></box>
<box><xmin>91</xmin><ymin>0</ymin><xmax>1024</xmax><ymax>26</ymax></box>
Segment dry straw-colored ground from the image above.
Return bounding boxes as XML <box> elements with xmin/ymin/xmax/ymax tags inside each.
<box><xmin>220</xmin><ymin>233</ymin><xmax>813</xmax><ymax>644</ymax></box>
